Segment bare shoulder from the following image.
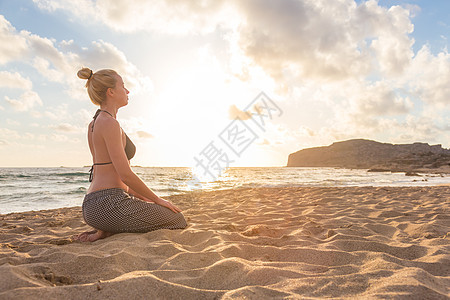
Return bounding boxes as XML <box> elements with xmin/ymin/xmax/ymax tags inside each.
<box><xmin>94</xmin><ymin>115</ymin><xmax>122</xmax><ymax>141</ymax></box>
<box><xmin>95</xmin><ymin>114</ymin><xmax>120</xmax><ymax>131</ymax></box>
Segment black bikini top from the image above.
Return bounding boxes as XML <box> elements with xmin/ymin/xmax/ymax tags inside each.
<box><xmin>88</xmin><ymin>109</ymin><xmax>136</xmax><ymax>182</ymax></box>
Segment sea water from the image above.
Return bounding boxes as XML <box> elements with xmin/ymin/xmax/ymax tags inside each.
<box><xmin>1</xmin><ymin>166</ymin><xmax>449</xmax><ymax>214</ymax></box>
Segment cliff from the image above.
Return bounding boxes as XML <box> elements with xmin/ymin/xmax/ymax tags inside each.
<box><xmin>287</xmin><ymin>139</ymin><xmax>450</xmax><ymax>172</ymax></box>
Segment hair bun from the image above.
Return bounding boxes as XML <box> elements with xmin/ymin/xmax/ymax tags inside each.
<box><xmin>77</xmin><ymin>67</ymin><xmax>93</xmax><ymax>80</ymax></box>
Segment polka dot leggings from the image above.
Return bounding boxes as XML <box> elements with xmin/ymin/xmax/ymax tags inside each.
<box><xmin>82</xmin><ymin>188</ymin><xmax>187</xmax><ymax>233</ymax></box>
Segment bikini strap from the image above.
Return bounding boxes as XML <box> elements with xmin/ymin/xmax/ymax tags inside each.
<box><xmin>88</xmin><ymin>165</ymin><xmax>94</xmax><ymax>182</ymax></box>
<box><xmin>91</xmin><ymin>109</ymin><xmax>101</xmax><ymax>132</ymax></box>
<box><xmin>88</xmin><ymin>162</ymin><xmax>113</xmax><ymax>182</ymax></box>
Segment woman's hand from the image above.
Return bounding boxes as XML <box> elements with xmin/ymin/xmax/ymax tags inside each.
<box><xmin>153</xmin><ymin>197</ymin><xmax>182</xmax><ymax>213</ymax></box>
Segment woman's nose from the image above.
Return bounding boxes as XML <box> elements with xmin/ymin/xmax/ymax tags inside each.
<box><xmin>126</xmin><ymin>88</ymin><xmax>129</xmax><ymax>94</ymax></box>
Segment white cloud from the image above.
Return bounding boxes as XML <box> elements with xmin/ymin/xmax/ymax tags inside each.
<box><xmin>348</xmin><ymin>81</ymin><xmax>413</xmax><ymax>116</ymax></box>
<box><xmin>75</xmin><ymin>108</ymin><xmax>95</xmax><ymax>126</ymax></box>
<box><xmin>0</xmin><ymin>128</ymin><xmax>21</xmax><ymax>140</ymax></box>
<box><xmin>0</xmin><ymin>17</ymin><xmax>44</xmax><ymax>112</ymax></box>
<box><xmin>5</xmin><ymin>91</ymin><xmax>43</xmax><ymax>111</ymax></box>
<box><xmin>6</xmin><ymin>119</ymin><xmax>20</xmax><ymax>126</ymax></box>
<box><xmin>257</xmin><ymin>138</ymin><xmax>270</xmax><ymax>146</ymax></box>
<box><xmin>50</xmin><ymin>133</ymin><xmax>69</xmax><ymax>142</ymax></box>
<box><xmin>50</xmin><ymin>123</ymin><xmax>83</xmax><ymax>133</ymax></box>
<box><xmin>136</xmin><ymin>131</ymin><xmax>154</xmax><ymax>139</ymax></box>
<box><xmin>0</xmin><ymin>14</ymin><xmax>152</xmax><ymax>105</ymax></box>
<box><xmin>0</xmin><ymin>71</ymin><xmax>33</xmax><ymax>90</ymax></box>
<box><xmin>228</xmin><ymin>104</ymin><xmax>252</xmax><ymax>120</ymax></box>
<box><xmin>119</xmin><ymin>117</ymin><xmax>153</xmax><ymax>136</ymax></box>
<box><xmin>30</xmin><ymin>111</ymin><xmax>42</xmax><ymax>118</ymax></box>
<box><xmin>26</xmin><ymin>33</ymin><xmax>70</xmax><ymax>80</ymax></box>
<box><xmin>29</xmin><ymin>0</ymin><xmax>417</xmax><ymax>86</ymax></box>
<box><xmin>74</xmin><ymin>40</ymin><xmax>153</xmax><ymax>96</ymax></box>
<box><xmin>28</xmin><ymin>36</ymin><xmax>153</xmax><ymax>99</ymax></box>
<box><xmin>233</xmin><ymin>0</ymin><xmax>415</xmax><ymax>82</ymax></box>
<box><xmin>0</xmin><ymin>15</ymin><xmax>28</xmax><ymax>64</ymax></box>
<box><xmin>355</xmin><ymin>1</ymin><xmax>414</xmax><ymax>76</ymax></box>
<box><xmin>405</xmin><ymin>45</ymin><xmax>450</xmax><ymax>106</ymax></box>
<box><xmin>298</xmin><ymin>126</ymin><xmax>315</xmax><ymax>137</ymax></box>
<box><xmin>33</xmin><ymin>0</ymin><xmax>230</xmax><ymax>34</ymax></box>
<box><xmin>43</xmin><ymin>104</ymin><xmax>69</xmax><ymax>120</ymax></box>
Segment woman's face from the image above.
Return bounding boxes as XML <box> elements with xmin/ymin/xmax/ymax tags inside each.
<box><xmin>112</xmin><ymin>75</ymin><xmax>129</xmax><ymax>107</ymax></box>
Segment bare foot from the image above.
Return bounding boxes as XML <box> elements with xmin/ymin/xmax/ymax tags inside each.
<box><xmin>72</xmin><ymin>229</ymin><xmax>113</xmax><ymax>242</ymax></box>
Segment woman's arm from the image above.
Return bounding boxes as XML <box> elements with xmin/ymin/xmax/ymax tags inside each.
<box><xmin>127</xmin><ymin>186</ymin><xmax>155</xmax><ymax>202</ymax></box>
<box><xmin>120</xmin><ymin>170</ymin><xmax>182</xmax><ymax>213</ymax></box>
<box><xmin>99</xmin><ymin>118</ymin><xmax>181</xmax><ymax>213</ymax></box>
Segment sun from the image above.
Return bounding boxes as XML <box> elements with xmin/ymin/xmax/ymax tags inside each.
<box><xmin>132</xmin><ymin>45</ymin><xmax>278</xmax><ymax>167</ymax></box>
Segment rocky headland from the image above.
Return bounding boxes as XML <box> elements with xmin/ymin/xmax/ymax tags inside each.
<box><xmin>287</xmin><ymin>139</ymin><xmax>450</xmax><ymax>174</ymax></box>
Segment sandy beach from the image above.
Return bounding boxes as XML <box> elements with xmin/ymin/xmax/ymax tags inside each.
<box><xmin>0</xmin><ymin>186</ymin><xmax>449</xmax><ymax>299</ymax></box>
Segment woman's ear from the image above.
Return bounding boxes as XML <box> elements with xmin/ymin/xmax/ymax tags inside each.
<box><xmin>106</xmin><ymin>87</ymin><xmax>114</xmax><ymax>97</ymax></box>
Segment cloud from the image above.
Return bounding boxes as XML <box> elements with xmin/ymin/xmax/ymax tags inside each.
<box><xmin>0</xmin><ymin>128</ymin><xmax>21</xmax><ymax>140</ymax></box>
<box><xmin>228</xmin><ymin>104</ymin><xmax>252</xmax><ymax>120</ymax></box>
<box><xmin>0</xmin><ymin>14</ymin><xmax>152</xmax><ymax>104</ymax></box>
<box><xmin>21</xmin><ymin>1</ymin><xmax>450</xmax><ymax>148</ymax></box>
<box><xmin>257</xmin><ymin>138</ymin><xmax>270</xmax><ymax>146</ymax></box>
<box><xmin>298</xmin><ymin>126</ymin><xmax>315</xmax><ymax>137</ymax></box>
<box><xmin>50</xmin><ymin>123</ymin><xmax>82</xmax><ymax>133</ymax></box>
<box><xmin>27</xmin><ymin>0</ymin><xmax>433</xmax><ymax>93</ymax></box>
<box><xmin>405</xmin><ymin>45</ymin><xmax>450</xmax><ymax>106</ymax></box>
<box><xmin>6</xmin><ymin>119</ymin><xmax>20</xmax><ymax>126</ymax></box>
<box><xmin>5</xmin><ymin>91</ymin><xmax>43</xmax><ymax>111</ymax></box>
<box><xmin>300</xmin><ymin>100</ymin><xmax>446</xmax><ymax>148</ymax></box>
<box><xmin>0</xmin><ymin>15</ymin><xmax>28</xmax><ymax>64</ymax></box>
<box><xmin>0</xmin><ymin>17</ymin><xmax>44</xmax><ymax>112</ymax></box>
<box><xmin>33</xmin><ymin>0</ymin><xmax>230</xmax><ymax>34</ymax></box>
<box><xmin>0</xmin><ymin>71</ymin><xmax>33</xmax><ymax>90</ymax></box>
<box><xmin>51</xmin><ymin>134</ymin><xmax>69</xmax><ymax>142</ymax></box>
<box><xmin>29</xmin><ymin>37</ymin><xmax>153</xmax><ymax>99</ymax></box>
<box><xmin>30</xmin><ymin>0</ymin><xmax>416</xmax><ymax>84</ymax></box>
<box><xmin>74</xmin><ymin>40</ymin><xmax>153</xmax><ymax>96</ymax></box>
<box><xmin>356</xmin><ymin>1</ymin><xmax>414</xmax><ymax>76</ymax></box>
<box><xmin>75</xmin><ymin>108</ymin><xmax>95</xmax><ymax>126</ymax></box>
<box><xmin>349</xmin><ymin>81</ymin><xmax>413</xmax><ymax>116</ymax></box>
<box><xmin>136</xmin><ymin>131</ymin><xmax>154</xmax><ymax>139</ymax></box>
<box><xmin>227</xmin><ymin>0</ymin><xmax>448</xmax><ymax>145</ymax></box>
<box><xmin>43</xmin><ymin>104</ymin><xmax>69</xmax><ymax>120</ymax></box>
<box><xmin>233</xmin><ymin>0</ymin><xmax>414</xmax><ymax>82</ymax></box>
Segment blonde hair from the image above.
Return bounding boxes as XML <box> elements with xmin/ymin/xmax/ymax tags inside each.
<box><xmin>77</xmin><ymin>68</ymin><xmax>118</xmax><ymax>105</ymax></box>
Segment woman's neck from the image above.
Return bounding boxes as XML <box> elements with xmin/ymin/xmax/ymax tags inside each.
<box><xmin>99</xmin><ymin>106</ymin><xmax>118</xmax><ymax>118</ymax></box>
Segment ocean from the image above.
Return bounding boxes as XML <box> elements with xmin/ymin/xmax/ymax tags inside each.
<box><xmin>1</xmin><ymin>166</ymin><xmax>449</xmax><ymax>214</ymax></box>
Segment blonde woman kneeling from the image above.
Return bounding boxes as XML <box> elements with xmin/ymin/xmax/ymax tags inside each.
<box><xmin>74</xmin><ymin>68</ymin><xmax>187</xmax><ymax>242</ymax></box>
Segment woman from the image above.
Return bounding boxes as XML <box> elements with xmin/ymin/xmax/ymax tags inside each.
<box><xmin>74</xmin><ymin>68</ymin><xmax>187</xmax><ymax>242</ymax></box>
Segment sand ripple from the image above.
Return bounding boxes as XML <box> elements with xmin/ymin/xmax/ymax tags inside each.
<box><xmin>1</xmin><ymin>186</ymin><xmax>449</xmax><ymax>299</ymax></box>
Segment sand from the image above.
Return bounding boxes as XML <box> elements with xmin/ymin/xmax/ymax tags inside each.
<box><xmin>0</xmin><ymin>186</ymin><xmax>449</xmax><ymax>299</ymax></box>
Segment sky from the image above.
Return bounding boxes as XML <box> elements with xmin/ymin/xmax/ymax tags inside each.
<box><xmin>1</xmin><ymin>0</ymin><xmax>450</xmax><ymax>168</ymax></box>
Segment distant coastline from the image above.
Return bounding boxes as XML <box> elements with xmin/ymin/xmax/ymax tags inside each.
<box><xmin>287</xmin><ymin>139</ymin><xmax>450</xmax><ymax>174</ymax></box>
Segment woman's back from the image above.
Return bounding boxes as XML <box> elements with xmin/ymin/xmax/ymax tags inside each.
<box><xmin>87</xmin><ymin>111</ymin><xmax>128</xmax><ymax>194</ymax></box>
